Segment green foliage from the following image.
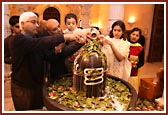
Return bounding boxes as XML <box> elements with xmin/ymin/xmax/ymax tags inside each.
<box><xmin>48</xmin><ymin>77</ymin><xmax>132</xmax><ymax>111</ymax></box>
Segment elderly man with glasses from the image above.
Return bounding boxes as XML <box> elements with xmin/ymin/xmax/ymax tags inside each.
<box><xmin>10</xmin><ymin>12</ymin><xmax>86</xmax><ymax>111</ymax></box>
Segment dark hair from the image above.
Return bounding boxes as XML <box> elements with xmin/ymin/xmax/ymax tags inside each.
<box><xmin>64</xmin><ymin>13</ymin><xmax>78</xmax><ymax>24</ymax></box>
<box><xmin>129</xmin><ymin>27</ymin><xmax>145</xmax><ymax>46</ymax></box>
<box><xmin>9</xmin><ymin>16</ymin><xmax>19</xmax><ymax>26</ymax></box>
<box><xmin>109</xmin><ymin>30</ymin><xmax>113</xmax><ymax>38</ymax></box>
<box><xmin>138</xmin><ymin>35</ymin><xmax>145</xmax><ymax>46</ymax></box>
<box><xmin>109</xmin><ymin>20</ymin><xmax>126</xmax><ymax>40</ymax></box>
<box><xmin>130</xmin><ymin>27</ymin><xmax>142</xmax><ymax>36</ymax></box>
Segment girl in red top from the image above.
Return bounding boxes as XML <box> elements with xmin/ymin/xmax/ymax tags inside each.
<box><xmin>128</xmin><ymin>27</ymin><xmax>145</xmax><ymax>92</ymax></box>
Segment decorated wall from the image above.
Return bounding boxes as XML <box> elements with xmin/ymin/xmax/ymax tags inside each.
<box><xmin>4</xmin><ymin>3</ymin><xmax>155</xmax><ymax>61</ymax></box>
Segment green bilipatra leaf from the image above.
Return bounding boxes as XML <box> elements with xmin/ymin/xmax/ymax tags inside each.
<box><xmin>47</xmin><ymin>77</ymin><xmax>132</xmax><ymax>111</ymax></box>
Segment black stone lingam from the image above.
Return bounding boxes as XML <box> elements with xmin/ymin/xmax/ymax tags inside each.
<box><xmin>43</xmin><ymin>28</ymin><xmax>138</xmax><ymax>111</ymax></box>
<box><xmin>73</xmin><ymin>37</ymin><xmax>107</xmax><ymax>97</ymax></box>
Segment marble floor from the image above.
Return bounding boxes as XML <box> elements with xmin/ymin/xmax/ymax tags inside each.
<box><xmin>3</xmin><ymin>61</ymin><xmax>164</xmax><ymax>111</ymax></box>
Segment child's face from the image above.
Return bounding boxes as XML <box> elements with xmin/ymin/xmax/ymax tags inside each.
<box><xmin>65</xmin><ymin>17</ymin><xmax>77</xmax><ymax>31</ymax></box>
<box><xmin>130</xmin><ymin>31</ymin><xmax>140</xmax><ymax>43</ymax></box>
<box><xmin>112</xmin><ymin>25</ymin><xmax>123</xmax><ymax>39</ymax></box>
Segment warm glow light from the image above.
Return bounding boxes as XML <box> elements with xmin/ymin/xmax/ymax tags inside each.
<box><xmin>128</xmin><ymin>17</ymin><xmax>135</xmax><ymax>23</ymax></box>
<box><xmin>90</xmin><ymin>21</ymin><xmax>102</xmax><ymax>29</ymax></box>
<box><xmin>90</xmin><ymin>23</ymin><xmax>97</xmax><ymax>27</ymax></box>
<box><xmin>97</xmin><ymin>21</ymin><xmax>102</xmax><ymax>28</ymax></box>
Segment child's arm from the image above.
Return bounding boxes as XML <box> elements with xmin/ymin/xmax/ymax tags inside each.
<box><xmin>102</xmin><ymin>37</ymin><xmax>125</xmax><ymax>62</ymax></box>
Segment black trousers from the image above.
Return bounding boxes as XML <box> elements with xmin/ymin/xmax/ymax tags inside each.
<box><xmin>11</xmin><ymin>82</ymin><xmax>44</xmax><ymax>111</ymax></box>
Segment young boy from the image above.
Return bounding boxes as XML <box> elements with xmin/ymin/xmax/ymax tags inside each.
<box><xmin>63</xmin><ymin>13</ymin><xmax>81</xmax><ymax>34</ymax></box>
<box><xmin>63</xmin><ymin>13</ymin><xmax>83</xmax><ymax>73</ymax></box>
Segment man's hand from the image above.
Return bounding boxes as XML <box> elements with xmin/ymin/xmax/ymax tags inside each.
<box><xmin>75</xmin><ymin>36</ymin><xmax>86</xmax><ymax>44</ymax></box>
<box><xmin>63</xmin><ymin>29</ymin><xmax>87</xmax><ymax>42</ymax></box>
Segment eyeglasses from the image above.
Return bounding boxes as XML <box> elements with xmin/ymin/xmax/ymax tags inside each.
<box><xmin>26</xmin><ymin>20</ymin><xmax>39</xmax><ymax>25</ymax></box>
